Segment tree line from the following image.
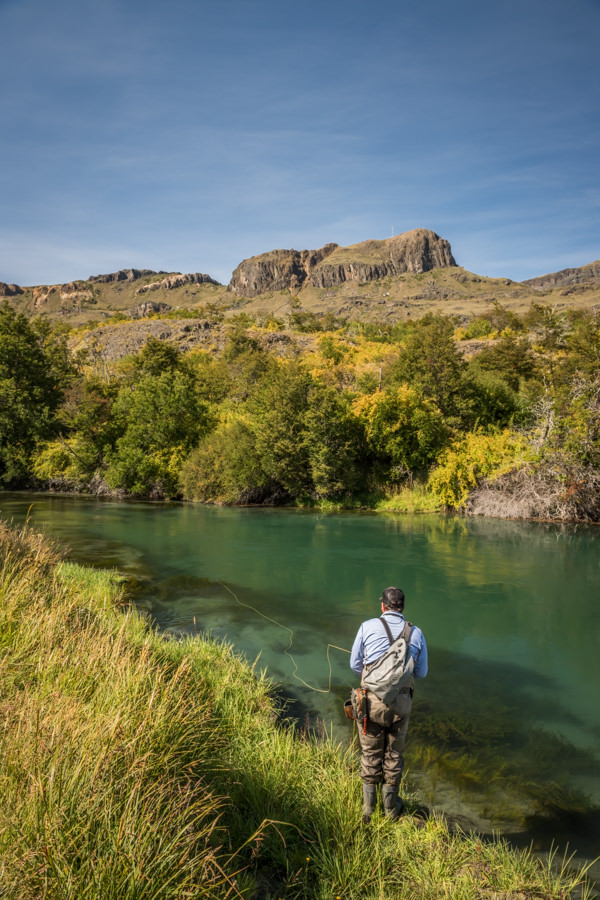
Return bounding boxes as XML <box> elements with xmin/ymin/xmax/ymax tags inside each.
<box><xmin>1</xmin><ymin>300</ymin><xmax>598</xmax><ymax>518</ymax></box>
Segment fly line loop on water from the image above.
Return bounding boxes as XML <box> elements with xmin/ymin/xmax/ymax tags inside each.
<box><xmin>220</xmin><ymin>581</ymin><xmax>350</xmax><ymax>694</ymax></box>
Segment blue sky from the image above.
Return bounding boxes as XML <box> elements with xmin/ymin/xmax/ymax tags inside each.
<box><xmin>1</xmin><ymin>0</ymin><xmax>599</xmax><ymax>287</ymax></box>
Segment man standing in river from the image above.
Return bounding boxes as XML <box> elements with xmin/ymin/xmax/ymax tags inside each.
<box><xmin>350</xmin><ymin>586</ymin><xmax>428</xmax><ymax>823</ymax></box>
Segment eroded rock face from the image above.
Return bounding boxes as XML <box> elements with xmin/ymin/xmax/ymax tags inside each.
<box><xmin>135</xmin><ymin>273</ymin><xmax>220</xmax><ymax>294</ymax></box>
<box><xmin>127</xmin><ymin>301</ymin><xmax>172</xmax><ymax>318</ymax></box>
<box><xmin>33</xmin><ymin>285</ymin><xmax>57</xmax><ymax>308</ymax></box>
<box><xmin>523</xmin><ymin>261</ymin><xmax>600</xmax><ymax>289</ymax></box>
<box><xmin>161</xmin><ymin>272</ymin><xmax>220</xmax><ymax>289</ymax></box>
<box><xmin>228</xmin><ymin>230</ymin><xmax>456</xmax><ymax>297</ymax></box>
<box><xmin>0</xmin><ymin>282</ymin><xmax>24</xmax><ymax>297</ymax></box>
<box><xmin>88</xmin><ymin>268</ymin><xmax>164</xmax><ymax>284</ymax></box>
<box><xmin>229</xmin><ymin>244</ymin><xmax>338</xmax><ymax>297</ymax></box>
<box><xmin>58</xmin><ymin>281</ymin><xmax>95</xmax><ymax>307</ymax></box>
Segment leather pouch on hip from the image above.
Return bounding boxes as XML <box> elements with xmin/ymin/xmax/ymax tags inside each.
<box><xmin>350</xmin><ymin>687</ymin><xmax>368</xmax><ymax>725</ymax></box>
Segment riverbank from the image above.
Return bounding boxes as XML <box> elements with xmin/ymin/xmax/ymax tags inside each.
<box><xmin>0</xmin><ymin>520</ymin><xmax>594</xmax><ymax>898</ymax></box>
<box><xmin>25</xmin><ymin>472</ymin><xmax>600</xmax><ymax>525</ymax></box>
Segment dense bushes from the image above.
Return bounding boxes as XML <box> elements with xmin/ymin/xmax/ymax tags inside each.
<box><xmin>3</xmin><ymin>299</ymin><xmax>599</xmax><ymax>518</ymax></box>
<box><xmin>426</xmin><ymin>430</ymin><xmax>530</xmax><ymax>508</ymax></box>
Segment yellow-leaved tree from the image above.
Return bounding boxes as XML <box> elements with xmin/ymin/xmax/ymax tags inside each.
<box><xmin>353</xmin><ymin>385</ymin><xmax>449</xmax><ymax>475</ymax></box>
<box><xmin>427</xmin><ymin>430</ymin><xmax>530</xmax><ymax>508</ymax></box>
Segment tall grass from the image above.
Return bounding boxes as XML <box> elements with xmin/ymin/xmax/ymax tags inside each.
<box><xmin>0</xmin><ymin>522</ymin><xmax>594</xmax><ymax>898</ymax></box>
<box><xmin>0</xmin><ymin>523</ymin><xmax>242</xmax><ymax>898</ymax></box>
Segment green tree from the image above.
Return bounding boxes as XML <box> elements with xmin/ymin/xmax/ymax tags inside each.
<box><xmin>34</xmin><ymin>376</ymin><xmax>118</xmax><ymax>486</ymax></box>
<box><xmin>248</xmin><ymin>361</ymin><xmax>312</xmax><ymax>498</ymax></box>
<box><xmin>189</xmin><ymin>351</ymin><xmax>233</xmax><ymax>403</ymax></box>
<box><xmin>471</xmin><ymin>332</ymin><xmax>536</xmax><ymax>392</ymax></box>
<box><xmin>133</xmin><ymin>337</ymin><xmax>182</xmax><ymax>376</ymax></box>
<box><xmin>180</xmin><ymin>418</ymin><xmax>275</xmax><ymax>504</ymax></box>
<box><xmin>105</xmin><ymin>370</ymin><xmax>214</xmax><ymax>497</ymax></box>
<box><xmin>562</xmin><ymin>309</ymin><xmax>600</xmax><ymax>379</ymax></box>
<box><xmin>304</xmin><ymin>383</ymin><xmax>363</xmax><ymax>499</ymax></box>
<box><xmin>353</xmin><ymin>385</ymin><xmax>449</xmax><ymax>477</ymax></box>
<box><xmin>0</xmin><ymin>304</ymin><xmax>72</xmax><ymax>484</ymax></box>
<box><xmin>387</xmin><ymin>314</ymin><xmax>466</xmax><ymax>418</ymax></box>
<box><xmin>461</xmin><ymin>369</ymin><xmax>523</xmax><ymax>428</ymax></box>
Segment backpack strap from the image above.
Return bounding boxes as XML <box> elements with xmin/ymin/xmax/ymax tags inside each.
<box><xmin>379</xmin><ymin>616</ymin><xmax>413</xmax><ymax>647</ymax></box>
<box><xmin>379</xmin><ymin>615</ymin><xmax>394</xmax><ymax>645</ymax></box>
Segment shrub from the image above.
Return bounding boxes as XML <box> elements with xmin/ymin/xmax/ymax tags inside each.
<box><xmin>32</xmin><ymin>436</ymin><xmax>100</xmax><ymax>487</ymax></box>
<box><xmin>353</xmin><ymin>385</ymin><xmax>449</xmax><ymax>474</ymax></box>
<box><xmin>427</xmin><ymin>430</ymin><xmax>530</xmax><ymax>508</ymax></box>
<box><xmin>180</xmin><ymin>419</ymin><xmax>277</xmax><ymax>504</ymax></box>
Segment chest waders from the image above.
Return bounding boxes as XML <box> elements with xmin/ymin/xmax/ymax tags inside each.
<box><xmin>360</xmin><ymin>616</ymin><xmax>414</xmax><ymax>823</ymax></box>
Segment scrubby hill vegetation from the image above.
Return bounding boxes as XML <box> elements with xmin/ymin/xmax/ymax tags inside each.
<box><xmin>0</xmin><ymin>522</ymin><xmax>594</xmax><ymax>898</ymax></box>
<box><xmin>1</xmin><ymin>298</ymin><xmax>599</xmax><ymax>521</ymax></box>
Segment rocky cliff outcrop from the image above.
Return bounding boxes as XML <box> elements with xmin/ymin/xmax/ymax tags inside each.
<box><xmin>310</xmin><ymin>230</ymin><xmax>456</xmax><ymax>287</ymax></box>
<box><xmin>88</xmin><ymin>268</ymin><xmax>165</xmax><ymax>284</ymax></box>
<box><xmin>228</xmin><ymin>244</ymin><xmax>338</xmax><ymax>297</ymax></box>
<box><xmin>31</xmin><ymin>282</ymin><xmax>95</xmax><ymax>309</ymax></box>
<box><xmin>33</xmin><ymin>285</ymin><xmax>57</xmax><ymax>308</ymax></box>
<box><xmin>135</xmin><ymin>272</ymin><xmax>220</xmax><ymax>294</ymax></box>
<box><xmin>127</xmin><ymin>301</ymin><xmax>172</xmax><ymax>318</ymax></box>
<box><xmin>0</xmin><ymin>282</ymin><xmax>24</xmax><ymax>297</ymax></box>
<box><xmin>228</xmin><ymin>230</ymin><xmax>456</xmax><ymax>297</ymax></box>
<box><xmin>523</xmin><ymin>261</ymin><xmax>600</xmax><ymax>289</ymax></box>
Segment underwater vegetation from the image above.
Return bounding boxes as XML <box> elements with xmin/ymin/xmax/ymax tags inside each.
<box><xmin>408</xmin><ymin>648</ymin><xmax>600</xmax><ymax>852</ymax></box>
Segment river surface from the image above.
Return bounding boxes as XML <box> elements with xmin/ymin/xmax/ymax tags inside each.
<box><xmin>2</xmin><ymin>492</ymin><xmax>599</xmax><ymax>873</ymax></box>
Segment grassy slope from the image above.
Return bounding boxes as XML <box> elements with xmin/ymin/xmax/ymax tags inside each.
<box><xmin>9</xmin><ymin>262</ymin><xmax>600</xmax><ymax>328</ymax></box>
<box><xmin>0</xmin><ymin>523</ymin><xmax>593</xmax><ymax>899</ymax></box>
<box><xmin>11</xmin><ymin>277</ymin><xmax>229</xmax><ymax>325</ymax></box>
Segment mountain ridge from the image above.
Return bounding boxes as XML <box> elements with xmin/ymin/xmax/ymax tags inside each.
<box><xmin>2</xmin><ymin>228</ymin><xmax>599</xmax><ymax>325</ymax></box>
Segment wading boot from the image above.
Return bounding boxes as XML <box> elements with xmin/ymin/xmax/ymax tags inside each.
<box><xmin>362</xmin><ymin>783</ymin><xmax>378</xmax><ymax>824</ymax></box>
<box><xmin>382</xmin><ymin>784</ymin><xmax>404</xmax><ymax>820</ymax></box>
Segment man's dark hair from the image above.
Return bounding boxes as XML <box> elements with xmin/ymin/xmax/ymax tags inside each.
<box><xmin>380</xmin><ymin>586</ymin><xmax>405</xmax><ymax>611</ymax></box>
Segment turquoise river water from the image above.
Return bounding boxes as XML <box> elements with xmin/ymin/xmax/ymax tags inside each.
<box><xmin>1</xmin><ymin>492</ymin><xmax>599</xmax><ymax>873</ymax></box>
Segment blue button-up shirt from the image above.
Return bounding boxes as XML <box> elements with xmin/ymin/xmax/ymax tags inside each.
<box><xmin>350</xmin><ymin>610</ymin><xmax>428</xmax><ymax>679</ymax></box>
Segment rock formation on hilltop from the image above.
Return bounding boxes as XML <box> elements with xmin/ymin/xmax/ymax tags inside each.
<box><xmin>523</xmin><ymin>260</ymin><xmax>600</xmax><ymax>290</ymax></box>
<box><xmin>135</xmin><ymin>272</ymin><xmax>221</xmax><ymax>294</ymax></box>
<box><xmin>88</xmin><ymin>268</ymin><xmax>165</xmax><ymax>284</ymax></box>
<box><xmin>228</xmin><ymin>244</ymin><xmax>339</xmax><ymax>297</ymax></box>
<box><xmin>0</xmin><ymin>282</ymin><xmax>24</xmax><ymax>297</ymax></box>
<box><xmin>228</xmin><ymin>229</ymin><xmax>456</xmax><ymax>297</ymax></box>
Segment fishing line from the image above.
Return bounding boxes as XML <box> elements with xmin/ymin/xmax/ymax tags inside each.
<box><xmin>219</xmin><ymin>581</ymin><xmax>350</xmax><ymax>694</ymax></box>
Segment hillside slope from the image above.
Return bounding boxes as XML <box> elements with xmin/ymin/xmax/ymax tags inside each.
<box><xmin>2</xmin><ymin>230</ymin><xmax>599</xmax><ymax>326</ymax></box>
